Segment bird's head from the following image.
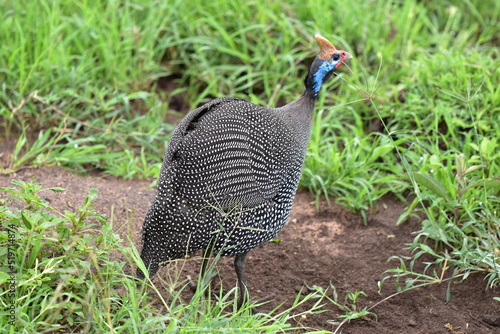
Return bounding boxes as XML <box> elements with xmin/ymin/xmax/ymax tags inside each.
<box><xmin>315</xmin><ymin>34</ymin><xmax>352</xmax><ymax>69</ymax></box>
<box><xmin>305</xmin><ymin>35</ymin><xmax>352</xmax><ymax>97</ymax></box>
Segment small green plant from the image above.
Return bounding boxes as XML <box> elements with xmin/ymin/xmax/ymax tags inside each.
<box><xmin>302</xmin><ymin>107</ymin><xmax>403</xmax><ymax>222</ymax></box>
<box><xmin>4</xmin><ymin>126</ymin><xmax>60</xmax><ymax>173</ymax></box>
<box><xmin>399</xmin><ymin>151</ymin><xmax>500</xmax><ymax>287</ymax></box>
<box><xmin>380</xmin><ymin>254</ymin><xmax>463</xmax><ymax>300</ymax></box>
<box><xmin>104</xmin><ymin>147</ymin><xmax>162</xmax><ymax>180</ymax></box>
<box><xmin>370</xmin><ymin>78</ymin><xmax>499</xmax><ymax>325</ymax></box>
<box><xmin>0</xmin><ymin>179</ymin><xmax>123</xmax><ymax>332</ymax></box>
<box><xmin>307</xmin><ymin>284</ymin><xmax>376</xmax><ymax>330</ymax></box>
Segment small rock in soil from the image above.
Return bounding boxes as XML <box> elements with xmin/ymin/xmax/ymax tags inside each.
<box><xmin>483</xmin><ymin>314</ymin><xmax>500</xmax><ymax>327</ymax></box>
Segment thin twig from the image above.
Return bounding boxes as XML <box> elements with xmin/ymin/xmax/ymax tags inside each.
<box><xmin>45</xmin><ymin>106</ymin><xmax>107</xmax><ymax>132</ymax></box>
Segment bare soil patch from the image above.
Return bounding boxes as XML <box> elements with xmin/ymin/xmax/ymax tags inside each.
<box><xmin>1</xmin><ymin>166</ymin><xmax>498</xmax><ymax>333</ymax></box>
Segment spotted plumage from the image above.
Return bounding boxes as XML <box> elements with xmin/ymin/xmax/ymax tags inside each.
<box><xmin>137</xmin><ymin>35</ymin><xmax>352</xmax><ymax>307</ymax></box>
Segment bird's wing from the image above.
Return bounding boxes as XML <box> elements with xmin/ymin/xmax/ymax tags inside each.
<box><xmin>164</xmin><ymin>97</ymin><xmax>244</xmax><ymax>162</ymax></box>
<box><xmin>162</xmin><ymin>98</ymin><xmax>294</xmax><ymax>210</ymax></box>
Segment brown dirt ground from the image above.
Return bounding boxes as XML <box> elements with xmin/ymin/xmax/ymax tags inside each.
<box><xmin>1</xmin><ymin>166</ymin><xmax>499</xmax><ymax>334</ymax></box>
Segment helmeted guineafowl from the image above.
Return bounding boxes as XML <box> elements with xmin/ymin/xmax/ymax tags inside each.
<box><xmin>137</xmin><ymin>35</ymin><xmax>352</xmax><ymax>307</ymax></box>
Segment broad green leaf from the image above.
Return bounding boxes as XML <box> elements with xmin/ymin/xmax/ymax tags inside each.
<box><xmin>27</xmin><ymin>237</ymin><xmax>43</xmax><ymax>267</ymax></box>
<box><xmin>467</xmin><ymin>179</ymin><xmax>500</xmax><ymax>193</ymax></box>
<box><xmin>21</xmin><ymin>212</ymin><xmax>32</xmax><ymax>229</ymax></box>
<box><xmin>0</xmin><ymin>271</ymin><xmax>11</xmax><ymax>285</ymax></box>
<box><xmin>480</xmin><ymin>137</ymin><xmax>497</xmax><ymax>158</ymax></box>
<box><xmin>413</xmin><ymin>172</ymin><xmax>449</xmax><ymax>200</ymax></box>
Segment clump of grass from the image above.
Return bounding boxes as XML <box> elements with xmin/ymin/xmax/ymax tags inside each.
<box><xmin>307</xmin><ymin>284</ymin><xmax>376</xmax><ymax>327</ymax></box>
<box><xmin>0</xmin><ymin>180</ymin><xmax>151</xmax><ymax>333</ymax></box>
<box><xmin>301</xmin><ymin>105</ymin><xmax>405</xmax><ymax>221</ymax></box>
<box><xmin>390</xmin><ymin>147</ymin><xmax>500</xmax><ymax>289</ymax></box>
<box><xmin>388</xmin><ymin>70</ymin><xmax>499</xmax><ymax>289</ymax></box>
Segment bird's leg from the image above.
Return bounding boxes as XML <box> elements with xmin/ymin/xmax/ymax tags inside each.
<box><xmin>234</xmin><ymin>252</ymin><xmax>249</xmax><ymax>309</ymax></box>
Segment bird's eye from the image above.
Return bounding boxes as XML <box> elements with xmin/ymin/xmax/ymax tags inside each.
<box><xmin>332</xmin><ymin>53</ymin><xmax>340</xmax><ymax>61</ymax></box>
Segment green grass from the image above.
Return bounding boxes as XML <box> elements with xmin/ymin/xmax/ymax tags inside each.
<box><xmin>0</xmin><ymin>180</ymin><xmax>331</xmax><ymax>333</ymax></box>
<box><xmin>1</xmin><ymin>0</ymin><xmax>499</xmax><ymax>332</ymax></box>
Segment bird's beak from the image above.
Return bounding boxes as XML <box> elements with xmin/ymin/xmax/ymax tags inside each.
<box><xmin>335</xmin><ymin>50</ymin><xmax>353</xmax><ymax>69</ymax></box>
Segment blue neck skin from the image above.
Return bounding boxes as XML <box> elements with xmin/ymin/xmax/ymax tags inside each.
<box><xmin>302</xmin><ymin>55</ymin><xmax>341</xmax><ymax>99</ymax></box>
<box><xmin>311</xmin><ymin>61</ymin><xmax>335</xmax><ymax>96</ymax></box>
